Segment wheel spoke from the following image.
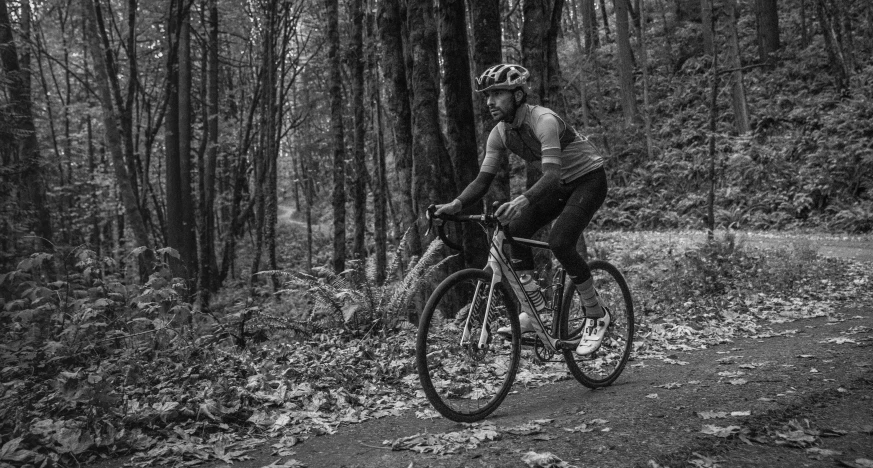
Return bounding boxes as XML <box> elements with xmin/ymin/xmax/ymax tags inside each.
<box><xmin>560</xmin><ymin>260</ymin><xmax>634</xmax><ymax>388</ymax></box>
<box><xmin>417</xmin><ymin>269</ymin><xmax>520</xmax><ymax>422</ymax></box>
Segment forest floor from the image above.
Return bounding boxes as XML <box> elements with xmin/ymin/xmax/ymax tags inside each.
<box><xmin>85</xmin><ymin>232</ymin><xmax>873</xmax><ymax>468</ymax></box>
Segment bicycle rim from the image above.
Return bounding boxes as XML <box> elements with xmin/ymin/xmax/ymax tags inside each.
<box><xmin>416</xmin><ymin>268</ymin><xmax>520</xmax><ymax>422</ymax></box>
<box><xmin>561</xmin><ymin>260</ymin><xmax>634</xmax><ymax>388</ymax></box>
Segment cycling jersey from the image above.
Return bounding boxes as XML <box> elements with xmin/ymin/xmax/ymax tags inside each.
<box><xmin>481</xmin><ymin>104</ymin><xmax>603</xmax><ymax>184</ymax></box>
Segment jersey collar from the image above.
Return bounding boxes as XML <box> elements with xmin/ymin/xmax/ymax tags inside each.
<box><xmin>508</xmin><ymin>103</ymin><xmax>530</xmax><ymax>129</ymax></box>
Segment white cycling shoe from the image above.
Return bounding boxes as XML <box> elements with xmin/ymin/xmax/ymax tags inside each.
<box><xmin>575</xmin><ymin>312</ymin><xmax>611</xmax><ymax>355</ymax></box>
<box><xmin>496</xmin><ymin>312</ymin><xmax>542</xmax><ymax>337</ymax></box>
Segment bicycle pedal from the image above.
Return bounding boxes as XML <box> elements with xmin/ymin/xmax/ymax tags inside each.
<box><xmin>520</xmin><ymin>336</ymin><xmax>538</xmax><ymax>348</ymax></box>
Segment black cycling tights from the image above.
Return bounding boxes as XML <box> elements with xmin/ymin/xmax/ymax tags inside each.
<box><xmin>506</xmin><ymin>167</ymin><xmax>607</xmax><ymax>285</ymax></box>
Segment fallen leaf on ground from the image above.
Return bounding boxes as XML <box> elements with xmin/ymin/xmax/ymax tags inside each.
<box><xmin>837</xmin><ymin>459</ymin><xmax>873</xmax><ymax>468</ymax></box>
<box><xmin>521</xmin><ymin>451</ymin><xmax>578</xmax><ymax>468</ymax></box>
<box><xmin>806</xmin><ymin>447</ymin><xmax>842</xmax><ymax>458</ymax></box>
<box><xmin>563</xmin><ymin>424</ymin><xmax>594</xmax><ymax>433</ymax></box>
<box><xmin>700</xmin><ymin>425</ymin><xmax>742</xmax><ymax>438</ymax></box>
<box><xmin>259</xmin><ymin>459</ymin><xmax>306</xmax><ymax>468</ymax></box>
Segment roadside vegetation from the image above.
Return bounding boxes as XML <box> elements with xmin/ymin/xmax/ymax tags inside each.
<box><xmin>2</xmin><ymin>229</ymin><xmax>870</xmax><ymax>467</ymax></box>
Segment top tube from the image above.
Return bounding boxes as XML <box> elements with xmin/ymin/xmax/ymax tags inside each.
<box><xmin>426</xmin><ymin>204</ymin><xmax>550</xmax><ymax>252</ymax></box>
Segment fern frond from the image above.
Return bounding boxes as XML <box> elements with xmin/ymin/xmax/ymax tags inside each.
<box><xmin>385</xmin><ymin>239</ymin><xmax>455</xmax><ymax>316</ymax></box>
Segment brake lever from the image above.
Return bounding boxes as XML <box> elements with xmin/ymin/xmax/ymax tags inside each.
<box><xmin>425</xmin><ymin>204</ymin><xmax>439</xmax><ymax>237</ymax></box>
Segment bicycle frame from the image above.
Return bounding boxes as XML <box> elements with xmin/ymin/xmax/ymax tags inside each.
<box><xmin>461</xmin><ymin>222</ymin><xmax>575</xmax><ymax>354</ymax></box>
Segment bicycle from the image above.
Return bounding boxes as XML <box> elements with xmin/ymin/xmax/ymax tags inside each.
<box><xmin>416</xmin><ymin>203</ymin><xmax>634</xmax><ymax>422</ymax></box>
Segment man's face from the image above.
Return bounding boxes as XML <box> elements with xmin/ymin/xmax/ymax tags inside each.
<box><xmin>484</xmin><ymin>89</ymin><xmax>518</xmax><ymax>122</ymax></box>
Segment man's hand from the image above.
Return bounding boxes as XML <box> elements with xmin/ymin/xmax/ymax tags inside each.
<box><xmin>495</xmin><ymin>195</ymin><xmax>530</xmax><ymax>224</ymax></box>
<box><xmin>434</xmin><ymin>199</ymin><xmax>462</xmax><ymax>216</ymax></box>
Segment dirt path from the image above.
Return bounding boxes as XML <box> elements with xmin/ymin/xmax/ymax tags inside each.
<box><xmin>192</xmin><ymin>301</ymin><xmax>871</xmax><ymax>468</ymax></box>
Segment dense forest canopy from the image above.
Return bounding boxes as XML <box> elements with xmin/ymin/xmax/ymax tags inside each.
<box><xmin>1</xmin><ymin>0</ymin><xmax>871</xmax><ymax>288</ymax></box>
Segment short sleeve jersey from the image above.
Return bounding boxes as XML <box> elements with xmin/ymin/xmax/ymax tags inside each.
<box><xmin>481</xmin><ymin>104</ymin><xmax>603</xmax><ymax>184</ymax></box>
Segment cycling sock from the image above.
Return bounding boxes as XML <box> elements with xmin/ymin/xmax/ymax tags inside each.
<box><xmin>576</xmin><ymin>278</ymin><xmax>605</xmax><ymax>318</ymax></box>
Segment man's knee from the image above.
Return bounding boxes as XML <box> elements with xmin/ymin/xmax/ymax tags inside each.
<box><xmin>548</xmin><ymin>236</ymin><xmax>576</xmax><ymax>260</ymax></box>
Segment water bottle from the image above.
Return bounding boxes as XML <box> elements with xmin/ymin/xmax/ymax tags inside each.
<box><xmin>519</xmin><ymin>272</ymin><xmax>545</xmax><ymax>312</ymax></box>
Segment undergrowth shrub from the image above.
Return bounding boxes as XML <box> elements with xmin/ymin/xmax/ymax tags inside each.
<box><xmin>598</xmin><ymin>232</ymin><xmax>844</xmax><ymax>321</ymax></box>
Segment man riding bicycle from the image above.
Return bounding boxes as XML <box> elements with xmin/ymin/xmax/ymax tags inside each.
<box><xmin>434</xmin><ymin>63</ymin><xmax>609</xmax><ymax>355</ymax></box>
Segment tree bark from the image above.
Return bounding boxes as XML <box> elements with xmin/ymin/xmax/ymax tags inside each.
<box><xmin>676</xmin><ymin>0</ymin><xmax>701</xmax><ymax>22</ymax></box>
<box><xmin>754</xmin><ymin>0</ymin><xmax>780</xmax><ymax>63</ymax></box>
<box><xmin>351</xmin><ymin>0</ymin><xmax>367</xmax><ymax>261</ymax></box>
<box><xmin>639</xmin><ymin>0</ymin><xmax>653</xmax><ymax>157</ymax></box>
<box><xmin>614</xmin><ymin>0</ymin><xmax>637</xmax><ymax>127</ymax></box>
<box><xmin>165</xmin><ymin>0</ymin><xmax>185</xmax><ymax>271</ymax></box>
<box><xmin>816</xmin><ymin>0</ymin><xmax>850</xmax><ymax>91</ymax></box>
<box><xmin>178</xmin><ymin>12</ymin><xmax>198</xmax><ymax>279</ymax></box>
<box><xmin>80</xmin><ymin>0</ymin><xmax>148</xmax><ymax>249</ymax></box>
<box><xmin>725</xmin><ymin>0</ymin><xmax>750</xmax><ymax>134</ymax></box>
<box><xmin>599</xmin><ymin>0</ymin><xmax>611</xmax><ymax>41</ymax></box>
<box><xmin>378</xmin><ymin>0</ymin><xmax>421</xmax><ymax>255</ymax></box>
<box><xmin>327</xmin><ymin>0</ymin><xmax>347</xmax><ymax>272</ymax></box>
<box><xmin>373</xmin><ymin>83</ymin><xmax>387</xmax><ymax>283</ymax></box>
<box><xmin>438</xmin><ymin>0</ymin><xmax>486</xmax><ymax>268</ymax></box>
<box><xmin>199</xmin><ymin>0</ymin><xmax>220</xmax><ymax>300</ymax></box>
<box><xmin>578</xmin><ymin>0</ymin><xmax>599</xmax><ymax>51</ymax></box>
<box><xmin>467</xmin><ymin>0</ymin><xmax>508</xmax><ymax>206</ymax></box>
<box><xmin>521</xmin><ymin>0</ymin><xmax>564</xmax><ymax>110</ymax></box>
<box><xmin>0</xmin><ymin>0</ymin><xmax>52</xmax><ymax>245</ymax></box>
<box><xmin>408</xmin><ymin>0</ymin><xmax>456</xmax><ymax>240</ymax></box>
<box><xmin>700</xmin><ymin>0</ymin><xmax>714</xmax><ymax>57</ymax></box>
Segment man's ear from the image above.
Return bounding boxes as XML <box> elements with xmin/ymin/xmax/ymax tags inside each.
<box><xmin>514</xmin><ymin>89</ymin><xmax>525</xmax><ymax>104</ymax></box>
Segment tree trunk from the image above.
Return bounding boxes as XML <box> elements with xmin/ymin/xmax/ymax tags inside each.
<box><xmin>438</xmin><ymin>0</ymin><xmax>486</xmax><ymax>268</ymax></box>
<box><xmin>467</xmin><ymin>0</ymin><xmax>508</xmax><ymax>207</ymax></box>
<box><xmin>599</xmin><ymin>0</ymin><xmax>611</xmax><ymax>41</ymax></box>
<box><xmin>816</xmin><ymin>0</ymin><xmax>850</xmax><ymax>91</ymax></box>
<box><xmin>199</xmin><ymin>0</ymin><xmax>220</xmax><ymax>301</ymax></box>
<box><xmin>755</xmin><ymin>0</ymin><xmax>780</xmax><ymax>63</ymax></box>
<box><xmin>614</xmin><ymin>0</ymin><xmax>637</xmax><ymax>126</ymax></box>
<box><xmin>80</xmin><ymin>0</ymin><xmax>148</xmax><ymax>249</ymax></box>
<box><xmin>378</xmin><ymin>0</ymin><xmax>421</xmax><ymax>255</ymax></box>
<box><xmin>700</xmin><ymin>0</ymin><xmax>714</xmax><ymax>56</ymax></box>
<box><xmin>0</xmin><ymin>0</ymin><xmax>52</xmax><ymax>246</ymax></box>
<box><xmin>351</xmin><ymin>0</ymin><xmax>367</xmax><ymax>261</ymax></box>
<box><xmin>373</xmin><ymin>83</ymin><xmax>387</xmax><ymax>284</ymax></box>
<box><xmin>579</xmin><ymin>0</ymin><xmax>599</xmax><ymax>51</ymax></box>
<box><xmin>725</xmin><ymin>0</ymin><xmax>750</xmax><ymax>134</ymax></box>
<box><xmin>639</xmin><ymin>0</ymin><xmax>653</xmax><ymax>157</ymax></box>
<box><xmin>327</xmin><ymin>0</ymin><xmax>347</xmax><ymax>272</ymax></box>
<box><xmin>676</xmin><ymin>0</ymin><xmax>701</xmax><ymax>22</ymax></box>
<box><xmin>165</xmin><ymin>0</ymin><xmax>185</xmax><ymax>271</ymax></box>
<box><xmin>521</xmin><ymin>0</ymin><xmax>564</xmax><ymax>110</ymax></box>
<box><xmin>178</xmin><ymin>12</ymin><xmax>198</xmax><ymax>280</ymax></box>
<box><xmin>408</xmin><ymin>0</ymin><xmax>456</xmax><ymax>240</ymax></box>
<box><xmin>568</xmin><ymin>0</ymin><xmax>593</xmax><ymax>126</ymax></box>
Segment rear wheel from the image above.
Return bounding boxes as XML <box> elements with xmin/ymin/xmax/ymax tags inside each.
<box><xmin>560</xmin><ymin>260</ymin><xmax>634</xmax><ymax>388</ymax></box>
<box><xmin>416</xmin><ymin>268</ymin><xmax>520</xmax><ymax>422</ymax></box>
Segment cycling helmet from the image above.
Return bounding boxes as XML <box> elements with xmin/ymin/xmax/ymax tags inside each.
<box><xmin>475</xmin><ymin>64</ymin><xmax>529</xmax><ymax>93</ymax></box>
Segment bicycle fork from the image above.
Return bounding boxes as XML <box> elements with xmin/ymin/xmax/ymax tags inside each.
<box><xmin>459</xmin><ymin>274</ymin><xmax>500</xmax><ymax>349</ymax></box>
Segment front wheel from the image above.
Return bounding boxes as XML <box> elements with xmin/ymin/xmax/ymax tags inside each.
<box><xmin>560</xmin><ymin>260</ymin><xmax>634</xmax><ymax>388</ymax></box>
<box><xmin>416</xmin><ymin>268</ymin><xmax>520</xmax><ymax>422</ymax></box>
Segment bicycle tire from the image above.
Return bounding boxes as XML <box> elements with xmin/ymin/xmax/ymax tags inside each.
<box><xmin>559</xmin><ymin>260</ymin><xmax>634</xmax><ymax>388</ymax></box>
<box><xmin>416</xmin><ymin>268</ymin><xmax>521</xmax><ymax>422</ymax></box>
